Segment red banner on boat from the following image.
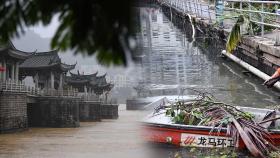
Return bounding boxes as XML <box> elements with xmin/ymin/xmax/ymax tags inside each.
<box><xmin>0</xmin><ymin>66</ymin><xmax>6</xmax><ymax>72</ymax></box>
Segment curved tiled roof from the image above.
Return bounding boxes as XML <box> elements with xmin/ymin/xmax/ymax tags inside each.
<box><xmin>0</xmin><ymin>41</ymin><xmax>33</xmax><ymax>60</ymax></box>
<box><xmin>20</xmin><ymin>50</ymin><xmax>76</xmax><ymax>71</ymax></box>
<box><xmin>69</xmin><ymin>71</ymin><xmax>98</xmax><ymax>79</ymax></box>
<box><xmin>60</xmin><ymin>63</ymin><xmax>76</xmax><ymax>71</ymax></box>
<box><xmin>90</xmin><ymin>74</ymin><xmax>107</xmax><ymax>86</ymax></box>
<box><xmin>20</xmin><ymin>50</ymin><xmax>59</xmax><ymax>68</ymax></box>
<box><xmin>92</xmin><ymin>83</ymin><xmax>114</xmax><ymax>95</ymax></box>
<box><xmin>66</xmin><ymin>72</ymin><xmax>113</xmax><ymax>94</ymax></box>
<box><xmin>65</xmin><ymin>77</ymin><xmax>90</xmax><ymax>84</ymax></box>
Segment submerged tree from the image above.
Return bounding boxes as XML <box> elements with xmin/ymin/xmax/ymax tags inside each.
<box><xmin>0</xmin><ymin>0</ymin><xmax>135</xmax><ymax>66</ymax></box>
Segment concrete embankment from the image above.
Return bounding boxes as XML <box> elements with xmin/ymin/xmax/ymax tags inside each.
<box><xmin>158</xmin><ymin>1</ymin><xmax>280</xmax><ymax>78</ymax></box>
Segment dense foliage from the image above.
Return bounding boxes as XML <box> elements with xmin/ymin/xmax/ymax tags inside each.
<box><xmin>0</xmin><ymin>0</ymin><xmax>135</xmax><ymax>65</ymax></box>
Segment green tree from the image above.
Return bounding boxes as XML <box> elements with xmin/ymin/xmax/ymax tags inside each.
<box><xmin>0</xmin><ymin>0</ymin><xmax>135</xmax><ymax>65</ymax></box>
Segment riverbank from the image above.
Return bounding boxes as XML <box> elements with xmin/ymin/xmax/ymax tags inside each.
<box><xmin>157</xmin><ymin>0</ymin><xmax>280</xmax><ymax>78</ymax></box>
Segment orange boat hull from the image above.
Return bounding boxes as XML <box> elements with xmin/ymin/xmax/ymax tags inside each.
<box><xmin>142</xmin><ymin>123</ymin><xmax>280</xmax><ymax>149</ymax></box>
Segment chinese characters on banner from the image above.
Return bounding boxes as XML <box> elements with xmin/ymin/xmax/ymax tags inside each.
<box><xmin>180</xmin><ymin>133</ymin><xmax>234</xmax><ymax>148</ymax></box>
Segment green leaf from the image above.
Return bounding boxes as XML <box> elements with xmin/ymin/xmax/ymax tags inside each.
<box><xmin>171</xmin><ymin>111</ymin><xmax>175</xmax><ymax>117</ymax></box>
<box><xmin>166</xmin><ymin>109</ymin><xmax>171</xmax><ymax>116</ymax></box>
<box><xmin>226</xmin><ymin>15</ymin><xmax>252</xmax><ymax>53</ymax></box>
<box><xmin>0</xmin><ymin>0</ymin><xmax>134</xmax><ymax>66</ymax></box>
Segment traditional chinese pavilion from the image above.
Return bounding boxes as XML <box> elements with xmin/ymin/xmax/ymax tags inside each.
<box><xmin>0</xmin><ymin>41</ymin><xmax>32</xmax><ymax>82</ymax></box>
<box><xmin>19</xmin><ymin>50</ymin><xmax>76</xmax><ymax>90</ymax></box>
<box><xmin>66</xmin><ymin>72</ymin><xmax>114</xmax><ymax>95</ymax></box>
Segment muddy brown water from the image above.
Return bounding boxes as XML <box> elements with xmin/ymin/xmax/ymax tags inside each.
<box><xmin>0</xmin><ymin>105</ymin><xmax>152</xmax><ymax>158</ymax></box>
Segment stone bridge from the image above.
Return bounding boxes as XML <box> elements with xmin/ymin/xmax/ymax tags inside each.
<box><xmin>0</xmin><ymin>82</ymin><xmax>118</xmax><ymax>133</ymax></box>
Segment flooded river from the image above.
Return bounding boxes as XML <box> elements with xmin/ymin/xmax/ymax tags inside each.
<box><xmin>0</xmin><ymin>105</ymin><xmax>150</xmax><ymax>158</ymax></box>
<box><xmin>134</xmin><ymin>5</ymin><xmax>279</xmax><ymax>107</ymax></box>
<box><xmin>1</xmin><ymin>3</ymin><xmax>280</xmax><ymax>158</ymax></box>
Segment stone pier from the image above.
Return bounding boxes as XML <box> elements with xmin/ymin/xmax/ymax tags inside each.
<box><xmin>126</xmin><ymin>99</ymin><xmax>152</xmax><ymax>110</ymax></box>
<box><xmin>101</xmin><ymin>104</ymin><xmax>119</xmax><ymax>119</ymax></box>
<box><xmin>79</xmin><ymin>101</ymin><xmax>101</xmax><ymax>121</ymax></box>
<box><xmin>27</xmin><ymin>97</ymin><xmax>80</xmax><ymax>127</ymax></box>
<box><xmin>0</xmin><ymin>91</ymin><xmax>28</xmax><ymax>133</ymax></box>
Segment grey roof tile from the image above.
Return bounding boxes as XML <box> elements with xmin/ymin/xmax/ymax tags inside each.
<box><xmin>20</xmin><ymin>50</ymin><xmax>60</xmax><ymax>68</ymax></box>
<box><xmin>20</xmin><ymin>50</ymin><xmax>75</xmax><ymax>71</ymax></box>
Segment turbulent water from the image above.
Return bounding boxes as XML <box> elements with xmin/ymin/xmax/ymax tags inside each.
<box><xmin>1</xmin><ymin>3</ymin><xmax>280</xmax><ymax>158</ymax></box>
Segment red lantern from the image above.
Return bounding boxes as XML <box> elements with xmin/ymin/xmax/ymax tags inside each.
<box><xmin>0</xmin><ymin>66</ymin><xmax>6</xmax><ymax>72</ymax></box>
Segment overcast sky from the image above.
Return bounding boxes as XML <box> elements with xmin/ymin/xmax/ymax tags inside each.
<box><xmin>11</xmin><ymin>15</ymin><xmax>141</xmax><ymax>91</ymax></box>
<box><xmin>31</xmin><ymin>15</ymin><xmax>59</xmax><ymax>38</ymax></box>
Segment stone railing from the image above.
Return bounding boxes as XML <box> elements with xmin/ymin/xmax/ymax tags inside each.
<box><xmin>100</xmin><ymin>97</ymin><xmax>118</xmax><ymax>104</ymax></box>
<box><xmin>0</xmin><ymin>80</ymin><xmax>28</xmax><ymax>92</ymax></box>
<box><xmin>36</xmin><ymin>88</ymin><xmax>79</xmax><ymax>97</ymax></box>
<box><xmin>79</xmin><ymin>93</ymin><xmax>117</xmax><ymax>103</ymax></box>
<box><xmin>0</xmin><ymin>80</ymin><xmax>105</xmax><ymax>98</ymax></box>
<box><xmin>81</xmin><ymin>93</ymin><xmax>100</xmax><ymax>101</ymax></box>
<box><xmin>0</xmin><ymin>80</ymin><xmax>79</xmax><ymax>97</ymax></box>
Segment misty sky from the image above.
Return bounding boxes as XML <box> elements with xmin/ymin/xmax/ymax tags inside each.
<box><xmin>31</xmin><ymin>15</ymin><xmax>59</xmax><ymax>38</ymax></box>
<box><xmin>11</xmin><ymin>16</ymin><xmax>141</xmax><ymax>92</ymax></box>
<box><xmin>13</xmin><ymin>16</ymin><xmax>128</xmax><ymax>75</ymax></box>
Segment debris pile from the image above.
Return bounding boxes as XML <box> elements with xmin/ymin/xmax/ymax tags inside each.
<box><xmin>156</xmin><ymin>94</ymin><xmax>279</xmax><ymax>157</ymax></box>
